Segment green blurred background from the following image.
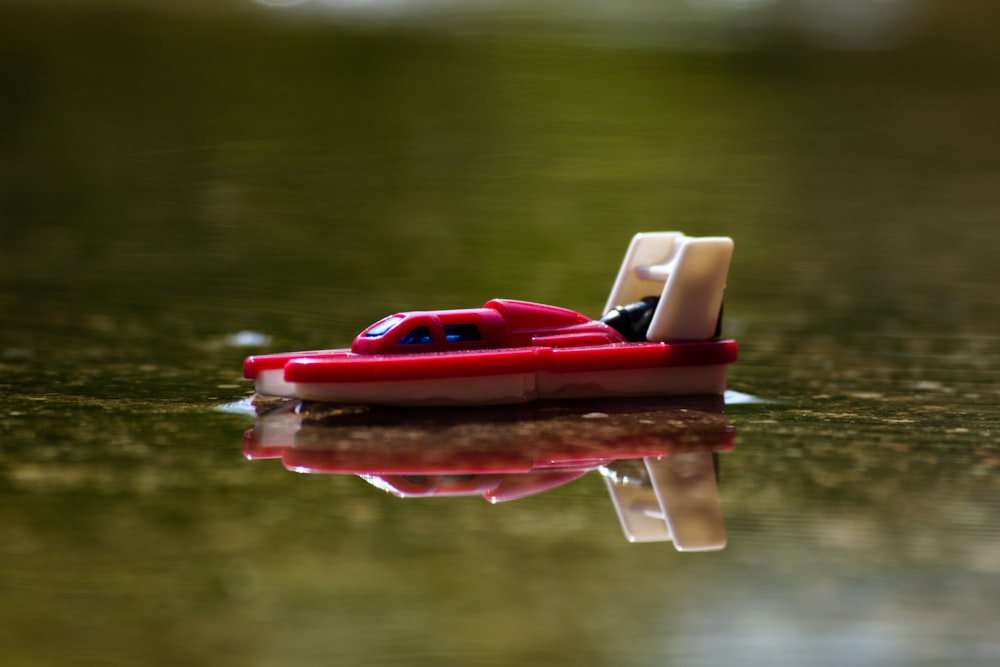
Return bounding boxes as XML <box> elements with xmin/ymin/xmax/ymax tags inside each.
<box><xmin>1</xmin><ymin>1</ymin><xmax>999</xmax><ymax>665</ymax></box>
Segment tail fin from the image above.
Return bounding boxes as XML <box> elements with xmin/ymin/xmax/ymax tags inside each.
<box><xmin>604</xmin><ymin>233</ymin><xmax>733</xmax><ymax>342</ymax></box>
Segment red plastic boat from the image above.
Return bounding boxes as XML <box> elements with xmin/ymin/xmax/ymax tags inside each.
<box><xmin>244</xmin><ymin>232</ymin><xmax>736</xmax><ymax>405</ymax></box>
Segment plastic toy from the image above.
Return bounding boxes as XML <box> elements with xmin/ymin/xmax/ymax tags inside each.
<box><xmin>243</xmin><ymin>395</ymin><xmax>733</xmax><ymax>550</ymax></box>
<box><xmin>244</xmin><ymin>232</ymin><xmax>736</xmax><ymax>405</ymax></box>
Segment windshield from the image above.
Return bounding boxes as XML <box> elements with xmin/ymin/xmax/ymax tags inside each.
<box><xmin>363</xmin><ymin>316</ymin><xmax>403</xmax><ymax>338</ymax></box>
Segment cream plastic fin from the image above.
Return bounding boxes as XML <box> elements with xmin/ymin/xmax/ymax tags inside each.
<box><xmin>604</xmin><ymin>232</ymin><xmax>733</xmax><ymax>343</ymax></box>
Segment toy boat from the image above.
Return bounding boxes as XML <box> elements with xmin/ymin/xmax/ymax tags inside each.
<box><xmin>243</xmin><ymin>232</ymin><xmax>736</xmax><ymax>406</ymax></box>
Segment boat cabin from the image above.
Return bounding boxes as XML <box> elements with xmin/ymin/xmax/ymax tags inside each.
<box><xmin>350</xmin><ymin>298</ymin><xmax>626</xmax><ymax>355</ymax></box>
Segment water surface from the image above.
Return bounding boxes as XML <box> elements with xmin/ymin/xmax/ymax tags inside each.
<box><xmin>1</xmin><ymin>3</ymin><xmax>999</xmax><ymax>665</ymax></box>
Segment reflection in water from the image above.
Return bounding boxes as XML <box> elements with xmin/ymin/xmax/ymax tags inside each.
<box><xmin>602</xmin><ymin>454</ymin><xmax>727</xmax><ymax>550</ymax></box>
<box><xmin>243</xmin><ymin>396</ymin><xmax>735</xmax><ymax>551</ymax></box>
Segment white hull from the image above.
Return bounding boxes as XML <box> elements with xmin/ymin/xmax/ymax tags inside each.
<box><xmin>255</xmin><ymin>368</ymin><xmax>297</xmax><ymax>398</ymax></box>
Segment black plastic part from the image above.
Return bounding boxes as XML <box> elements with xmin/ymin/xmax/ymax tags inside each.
<box><xmin>601</xmin><ymin>297</ymin><xmax>725</xmax><ymax>342</ymax></box>
<box><xmin>599</xmin><ymin>296</ymin><xmax>660</xmax><ymax>342</ymax></box>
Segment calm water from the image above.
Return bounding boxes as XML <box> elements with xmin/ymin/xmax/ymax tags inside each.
<box><xmin>2</xmin><ymin>3</ymin><xmax>999</xmax><ymax>665</ymax></box>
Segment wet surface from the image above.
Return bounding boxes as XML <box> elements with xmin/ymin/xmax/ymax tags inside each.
<box><xmin>2</xmin><ymin>2</ymin><xmax>1000</xmax><ymax>665</ymax></box>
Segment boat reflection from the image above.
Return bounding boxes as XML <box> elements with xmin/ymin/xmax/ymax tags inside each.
<box><xmin>243</xmin><ymin>396</ymin><xmax>735</xmax><ymax>551</ymax></box>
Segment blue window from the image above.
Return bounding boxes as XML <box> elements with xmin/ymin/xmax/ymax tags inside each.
<box><xmin>364</xmin><ymin>316</ymin><xmax>403</xmax><ymax>338</ymax></box>
<box><xmin>444</xmin><ymin>324</ymin><xmax>481</xmax><ymax>343</ymax></box>
<box><xmin>401</xmin><ymin>326</ymin><xmax>433</xmax><ymax>345</ymax></box>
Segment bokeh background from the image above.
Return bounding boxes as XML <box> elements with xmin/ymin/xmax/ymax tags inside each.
<box><xmin>1</xmin><ymin>1</ymin><xmax>999</xmax><ymax>665</ymax></box>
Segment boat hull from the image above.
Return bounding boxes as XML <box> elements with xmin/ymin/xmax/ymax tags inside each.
<box><xmin>284</xmin><ymin>340</ymin><xmax>737</xmax><ymax>406</ymax></box>
<box><xmin>292</xmin><ymin>364</ymin><xmax>729</xmax><ymax>405</ymax></box>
